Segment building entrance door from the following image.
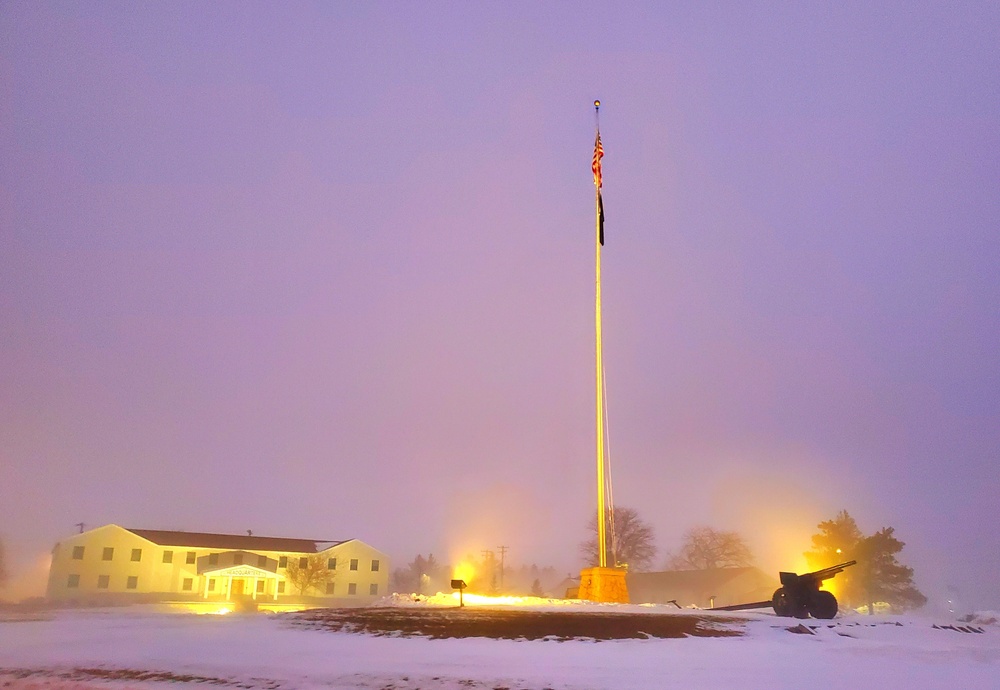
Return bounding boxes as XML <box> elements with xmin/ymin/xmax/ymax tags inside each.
<box><xmin>231</xmin><ymin>579</ymin><xmax>245</xmax><ymax>598</ymax></box>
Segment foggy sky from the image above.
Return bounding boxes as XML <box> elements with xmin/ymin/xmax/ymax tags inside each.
<box><xmin>2</xmin><ymin>2</ymin><xmax>998</xmax><ymax>609</ymax></box>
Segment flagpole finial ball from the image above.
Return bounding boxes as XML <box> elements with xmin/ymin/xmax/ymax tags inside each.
<box><xmin>594</xmin><ymin>100</ymin><xmax>601</xmax><ymax>108</ymax></box>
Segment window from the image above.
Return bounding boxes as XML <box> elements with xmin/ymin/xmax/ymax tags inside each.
<box><xmin>97</xmin><ymin>575</ymin><xmax>110</xmax><ymax>589</ymax></box>
<box><xmin>256</xmin><ymin>581</ymin><xmax>265</xmax><ymax>593</ymax></box>
<box><xmin>126</xmin><ymin>576</ymin><xmax>138</xmax><ymax>590</ymax></box>
<box><xmin>326</xmin><ymin>582</ymin><xmax>335</xmax><ymax>595</ymax></box>
<box><xmin>131</xmin><ymin>548</ymin><xmax>142</xmax><ymax>562</ymax></box>
<box><xmin>350</xmin><ymin>559</ymin><xmax>358</xmax><ymax>571</ymax></box>
<box><xmin>370</xmin><ymin>583</ymin><xmax>378</xmax><ymax>596</ymax></box>
<box><xmin>371</xmin><ymin>559</ymin><xmax>380</xmax><ymax>572</ymax></box>
<box><xmin>299</xmin><ymin>557</ymin><xmax>308</xmax><ymax>568</ymax></box>
<box><xmin>258</xmin><ymin>555</ymin><xmax>268</xmax><ymax>567</ymax></box>
<box><xmin>67</xmin><ymin>574</ymin><xmax>80</xmax><ymax>588</ymax></box>
<box><xmin>347</xmin><ymin>583</ymin><xmax>357</xmax><ymax>595</ymax></box>
<box><xmin>103</xmin><ymin>547</ymin><xmax>114</xmax><ymax>561</ymax></box>
<box><xmin>182</xmin><ymin>578</ymin><xmax>193</xmax><ymax>591</ymax></box>
<box><xmin>279</xmin><ymin>556</ymin><xmax>288</xmax><ymax>568</ymax></box>
<box><xmin>72</xmin><ymin>546</ymin><xmax>85</xmax><ymax>560</ymax></box>
<box><xmin>162</xmin><ymin>550</ymin><xmax>173</xmax><ymax>564</ymax></box>
<box><xmin>186</xmin><ymin>551</ymin><xmax>196</xmax><ymax>565</ymax></box>
<box><xmin>277</xmin><ymin>582</ymin><xmax>285</xmax><ymax>594</ymax></box>
<box><xmin>234</xmin><ymin>554</ymin><xmax>244</xmax><ymax>565</ymax></box>
<box><xmin>208</xmin><ymin>579</ymin><xmax>216</xmax><ymax>592</ymax></box>
<box><xmin>209</xmin><ymin>553</ymin><xmax>219</xmax><ymax>565</ymax></box>
<box><xmin>327</xmin><ymin>558</ymin><xmax>337</xmax><ymax>570</ymax></box>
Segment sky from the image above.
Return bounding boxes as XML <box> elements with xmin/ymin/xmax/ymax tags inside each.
<box><xmin>2</xmin><ymin>2</ymin><xmax>998</xmax><ymax>608</ymax></box>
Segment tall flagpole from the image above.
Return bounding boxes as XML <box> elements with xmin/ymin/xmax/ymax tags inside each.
<box><xmin>593</xmin><ymin>100</ymin><xmax>607</xmax><ymax>569</ymax></box>
<box><xmin>580</xmin><ymin>101</ymin><xmax>627</xmax><ymax>602</ymax></box>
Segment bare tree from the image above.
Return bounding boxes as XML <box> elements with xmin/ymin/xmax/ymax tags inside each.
<box><xmin>580</xmin><ymin>506</ymin><xmax>656</xmax><ymax>572</ymax></box>
<box><xmin>666</xmin><ymin>526</ymin><xmax>754</xmax><ymax>570</ymax></box>
<box><xmin>284</xmin><ymin>554</ymin><xmax>336</xmax><ymax>595</ymax></box>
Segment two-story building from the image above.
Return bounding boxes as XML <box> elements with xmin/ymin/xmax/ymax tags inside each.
<box><xmin>46</xmin><ymin>524</ymin><xmax>389</xmax><ymax>609</ymax></box>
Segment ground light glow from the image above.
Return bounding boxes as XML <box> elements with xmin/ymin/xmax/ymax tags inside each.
<box><xmin>165</xmin><ymin>604</ymin><xmax>234</xmax><ymax>615</ymax></box>
<box><xmin>164</xmin><ymin>602</ymin><xmax>288</xmax><ymax>615</ymax></box>
<box><xmin>448</xmin><ymin>592</ymin><xmax>546</xmax><ymax>607</ymax></box>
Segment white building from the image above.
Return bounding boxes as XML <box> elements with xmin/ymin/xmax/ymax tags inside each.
<box><xmin>46</xmin><ymin>524</ymin><xmax>389</xmax><ymax>608</ymax></box>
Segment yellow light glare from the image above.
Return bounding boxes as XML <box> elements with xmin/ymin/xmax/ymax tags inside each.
<box><xmin>452</xmin><ymin>561</ymin><xmax>477</xmax><ymax>587</ymax></box>
<box><xmin>450</xmin><ymin>592</ymin><xmax>535</xmax><ymax>607</ymax></box>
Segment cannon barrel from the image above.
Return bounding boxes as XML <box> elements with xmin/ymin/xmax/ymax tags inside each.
<box><xmin>779</xmin><ymin>559</ymin><xmax>857</xmax><ymax>586</ymax></box>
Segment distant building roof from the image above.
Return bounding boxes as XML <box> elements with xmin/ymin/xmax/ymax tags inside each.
<box><xmin>126</xmin><ymin>528</ymin><xmax>343</xmax><ymax>554</ymax></box>
<box><xmin>627</xmin><ymin>567</ymin><xmax>778</xmax><ymax>608</ymax></box>
<box><xmin>629</xmin><ymin>567</ymin><xmax>766</xmax><ymax>590</ymax></box>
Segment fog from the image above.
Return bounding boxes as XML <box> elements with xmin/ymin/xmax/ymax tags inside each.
<box><xmin>2</xmin><ymin>3</ymin><xmax>998</xmax><ymax>612</ymax></box>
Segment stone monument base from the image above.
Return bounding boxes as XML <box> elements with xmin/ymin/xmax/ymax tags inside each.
<box><xmin>578</xmin><ymin>566</ymin><xmax>629</xmax><ymax>603</ymax></box>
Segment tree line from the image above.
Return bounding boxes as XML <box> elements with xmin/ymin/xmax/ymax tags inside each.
<box><xmin>389</xmin><ymin>553</ymin><xmax>562</xmax><ymax>597</ymax></box>
<box><xmin>579</xmin><ymin>506</ymin><xmax>925</xmax><ymax>612</ymax></box>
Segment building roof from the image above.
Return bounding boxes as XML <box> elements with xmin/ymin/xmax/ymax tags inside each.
<box><xmin>627</xmin><ymin>567</ymin><xmax>779</xmax><ymax>607</ymax></box>
<box><xmin>126</xmin><ymin>528</ymin><xmax>343</xmax><ymax>554</ymax></box>
<box><xmin>628</xmin><ymin>567</ymin><xmax>772</xmax><ymax>591</ymax></box>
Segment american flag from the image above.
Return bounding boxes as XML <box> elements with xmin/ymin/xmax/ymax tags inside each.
<box><xmin>592</xmin><ymin>132</ymin><xmax>604</xmax><ymax>188</ymax></box>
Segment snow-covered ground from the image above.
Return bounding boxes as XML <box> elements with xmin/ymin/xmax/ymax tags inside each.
<box><xmin>1</xmin><ymin>597</ymin><xmax>997</xmax><ymax>689</ymax></box>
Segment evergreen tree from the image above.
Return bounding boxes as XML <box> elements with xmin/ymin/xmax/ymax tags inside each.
<box><xmin>805</xmin><ymin>511</ymin><xmax>925</xmax><ymax>613</ymax></box>
<box><xmin>804</xmin><ymin>510</ymin><xmax>865</xmax><ymax>606</ymax></box>
<box><xmin>855</xmin><ymin>527</ymin><xmax>927</xmax><ymax>613</ymax></box>
<box><xmin>805</xmin><ymin>510</ymin><xmax>863</xmax><ymax>566</ymax></box>
<box><xmin>390</xmin><ymin>553</ymin><xmax>444</xmax><ymax>595</ymax></box>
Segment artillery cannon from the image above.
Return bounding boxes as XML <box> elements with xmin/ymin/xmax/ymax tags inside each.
<box><xmin>713</xmin><ymin>560</ymin><xmax>857</xmax><ymax>619</ymax></box>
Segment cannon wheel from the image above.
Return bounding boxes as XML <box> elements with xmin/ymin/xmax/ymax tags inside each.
<box><xmin>808</xmin><ymin>590</ymin><xmax>839</xmax><ymax>619</ymax></box>
<box><xmin>772</xmin><ymin>587</ymin><xmax>809</xmax><ymax>618</ymax></box>
<box><xmin>772</xmin><ymin>587</ymin><xmax>791</xmax><ymax>617</ymax></box>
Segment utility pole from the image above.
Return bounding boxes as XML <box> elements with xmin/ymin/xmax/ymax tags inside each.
<box><xmin>481</xmin><ymin>550</ymin><xmax>497</xmax><ymax>593</ymax></box>
<box><xmin>497</xmin><ymin>545</ymin><xmax>509</xmax><ymax>591</ymax></box>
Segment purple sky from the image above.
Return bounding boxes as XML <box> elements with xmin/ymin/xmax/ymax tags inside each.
<box><xmin>2</xmin><ymin>3</ymin><xmax>998</xmax><ymax>609</ymax></box>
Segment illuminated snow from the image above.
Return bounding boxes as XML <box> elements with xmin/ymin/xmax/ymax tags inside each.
<box><xmin>1</xmin><ymin>603</ymin><xmax>997</xmax><ymax>689</ymax></box>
